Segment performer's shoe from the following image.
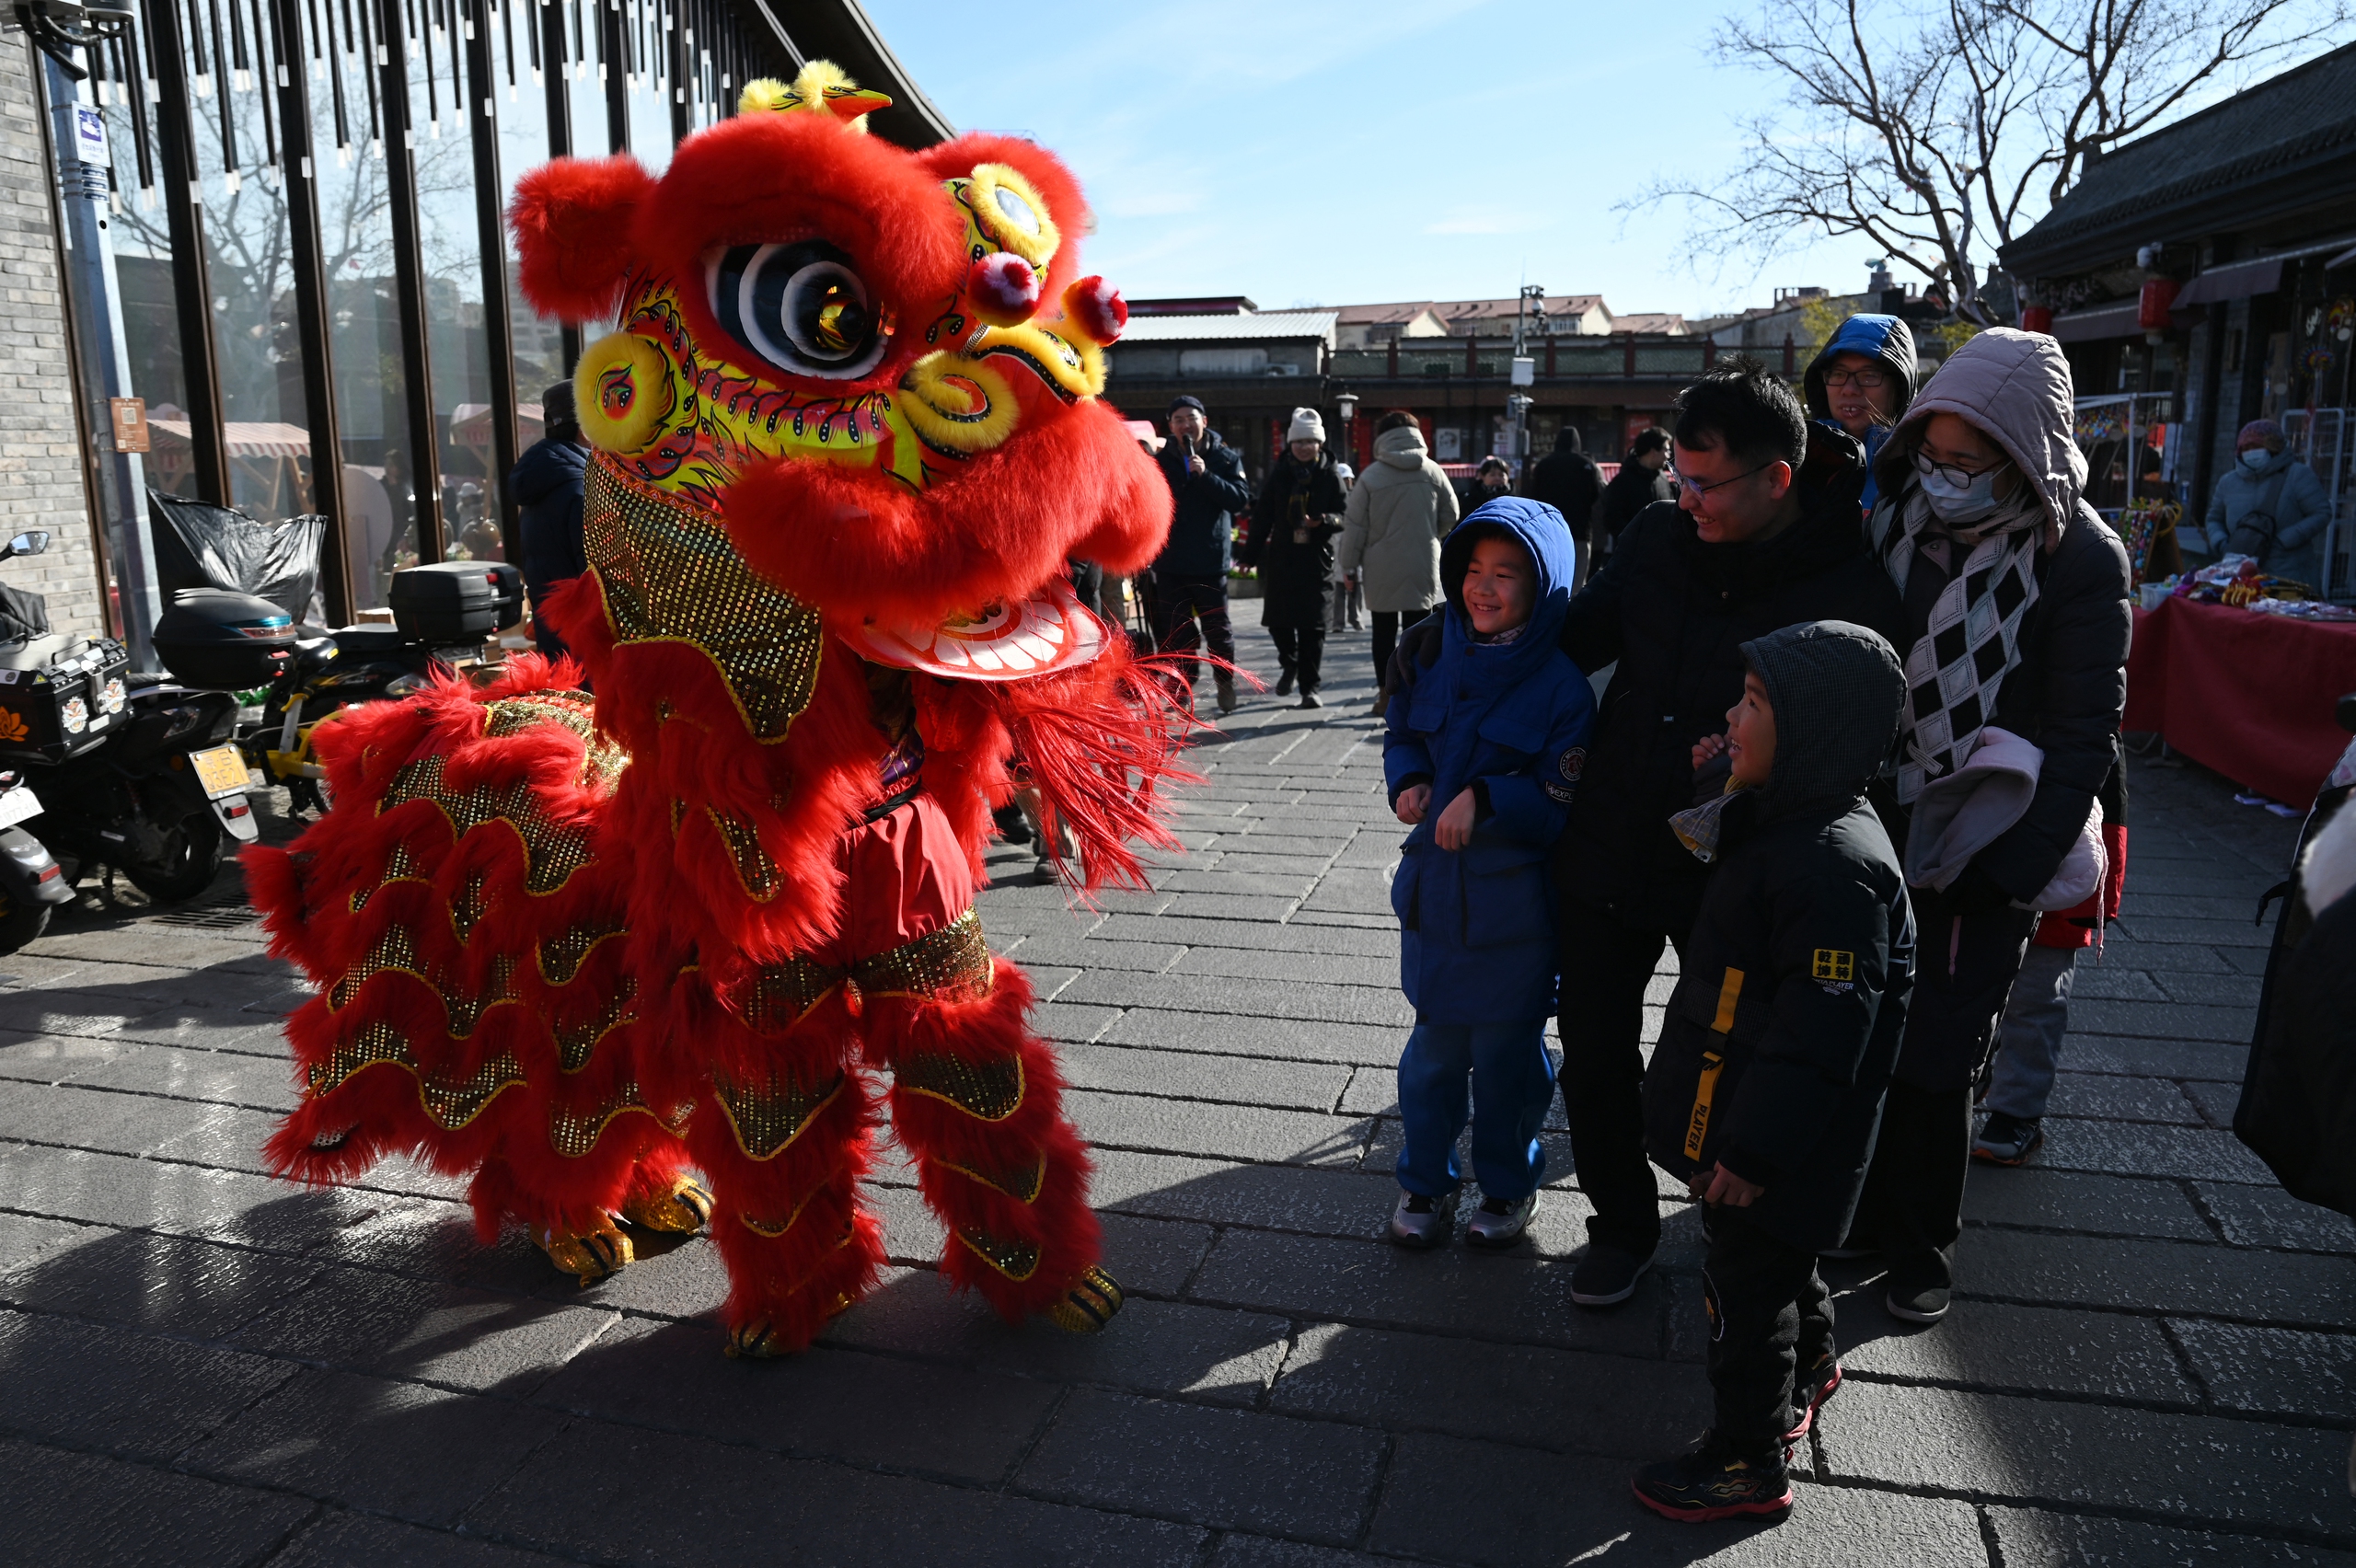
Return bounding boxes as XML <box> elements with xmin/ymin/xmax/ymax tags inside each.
<box><xmin>1046</xmin><ymin>1264</ymin><xmax>1125</xmax><ymax>1334</ymax></box>
<box><xmin>538</xmin><ymin>1216</ymin><xmax>634</xmax><ymax>1286</ymax></box>
<box><xmin>621</xmin><ymin>1173</ymin><xmax>714</xmax><ymax>1234</ymax></box>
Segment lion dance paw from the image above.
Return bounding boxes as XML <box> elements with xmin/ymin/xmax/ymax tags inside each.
<box><xmin>538</xmin><ymin>1217</ymin><xmax>635</xmax><ymax>1286</ymax></box>
<box><xmin>622</xmin><ymin>1173</ymin><xmax>714</xmax><ymax>1234</ymax></box>
<box><xmin>1045</xmin><ymin>1265</ymin><xmax>1124</xmax><ymax>1334</ymax></box>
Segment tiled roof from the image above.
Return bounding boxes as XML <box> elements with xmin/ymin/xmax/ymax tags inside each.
<box><xmin>1113</xmin><ymin>310</ymin><xmax>1339</xmax><ymax>343</ymax></box>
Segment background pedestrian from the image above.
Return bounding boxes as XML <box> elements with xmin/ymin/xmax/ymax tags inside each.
<box><xmin>1245</xmin><ymin>409</ymin><xmax>1348</xmax><ymax>709</ymax></box>
<box><xmin>511</xmin><ymin>381</ymin><xmax>588</xmax><ymax>660</ymax></box>
<box><xmin>1525</xmin><ymin>427</ymin><xmax>1604</xmax><ymax>587</ymax></box>
<box><xmin>2204</xmin><ymin>418</ymin><xmax>2330</xmax><ymax>586</ymax></box>
<box><xmin>1147</xmin><ymin>395</ymin><xmax>1252</xmax><ymax>713</ymax></box>
<box><xmin>1803</xmin><ymin>314</ymin><xmax>1917</xmax><ymax>517</ymax></box>
<box><xmin>1597</xmin><ymin>426</ymin><xmax>1675</xmax><ymax>556</ymax></box>
<box><xmin>1340</xmin><ymin>410</ymin><xmax>1458</xmax><ymax>719</ymax></box>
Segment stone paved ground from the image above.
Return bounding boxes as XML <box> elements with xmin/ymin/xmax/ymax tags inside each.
<box><xmin>2</xmin><ymin>626</ymin><xmax>2354</xmax><ymax>1566</ymax></box>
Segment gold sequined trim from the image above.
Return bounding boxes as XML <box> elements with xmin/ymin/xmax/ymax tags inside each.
<box><xmin>940</xmin><ymin>1155</ymin><xmax>1045</xmax><ymax>1204</ymax></box>
<box><xmin>554</xmin><ymin>982</ymin><xmax>638</xmax><ymax>1072</ymax></box>
<box><xmin>327</xmin><ymin>924</ymin><xmax>422</xmax><ymax>1009</ymax></box>
<box><xmin>450</xmin><ymin>870</ymin><xmax>493</xmax><ymax>942</ymax></box>
<box><xmin>584</xmin><ymin>459</ymin><xmax>825</xmax><ymax>744</ymax></box>
<box><xmin>712</xmin><ymin>1068</ymin><xmax>846</xmax><ymax>1160</ymax></box>
<box><xmin>851</xmin><ymin>908</ymin><xmax>993</xmax><ymax>1000</ymax></box>
<box><xmin>482</xmin><ymin>691</ymin><xmax>630</xmax><ymax>791</ymax></box>
<box><xmin>326</xmin><ymin>928</ymin><xmax>519</xmax><ymax>1041</ymax></box>
<box><xmin>895</xmin><ymin>1049</ymin><xmax>1023</xmax><ymax>1123</ymax></box>
<box><xmin>741</xmin><ymin>956</ymin><xmax>841</xmax><ymax>1031</ymax></box>
<box><xmin>953</xmin><ymin>1227</ymin><xmax>1042</xmax><ymax>1281</ymax></box>
<box><xmin>538</xmin><ymin>920</ymin><xmax>628</xmax><ymax>986</ymax></box>
<box><xmin>706</xmin><ymin>807</ymin><xmax>782</xmax><ymax>902</ymax></box>
<box><xmin>305</xmin><ymin>1020</ymin><xmax>526</xmax><ymax>1130</ymax></box>
<box><xmin>548</xmin><ymin>1080</ymin><xmax>691</xmax><ymax>1159</ymax></box>
<box><xmin>737</xmin><ymin>1186</ymin><xmax>824</xmax><ymax>1238</ymax></box>
<box><xmin>351</xmin><ymin>840</ymin><xmax>423</xmax><ymax>914</ymax></box>
<box><xmin>376</xmin><ymin>754</ymin><xmax>598</xmax><ymax>896</ymax></box>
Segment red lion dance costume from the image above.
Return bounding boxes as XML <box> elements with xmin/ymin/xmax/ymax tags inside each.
<box><xmin>247</xmin><ymin>63</ymin><xmax>1181</xmax><ymax>1356</ymax></box>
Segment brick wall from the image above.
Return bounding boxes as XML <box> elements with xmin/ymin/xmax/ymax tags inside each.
<box><xmin>0</xmin><ymin>32</ymin><xmax>103</xmax><ymax>641</ymax></box>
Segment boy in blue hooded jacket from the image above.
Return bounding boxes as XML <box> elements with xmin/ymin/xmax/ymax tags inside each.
<box><xmin>1383</xmin><ymin>498</ymin><xmax>1597</xmax><ymax>1249</ymax></box>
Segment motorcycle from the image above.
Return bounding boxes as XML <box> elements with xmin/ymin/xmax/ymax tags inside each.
<box><xmin>0</xmin><ymin>530</ymin><xmax>258</xmax><ymax>953</ymax></box>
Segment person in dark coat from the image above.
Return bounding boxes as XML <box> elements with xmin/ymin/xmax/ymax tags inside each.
<box><xmin>1242</xmin><ymin>408</ymin><xmax>1348</xmax><ymax>709</ymax></box>
<box><xmin>510</xmin><ymin>381</ymin><xmax>589</xmax><ymax>660</ymax></box>
<box><xmin>1383</xmin><ymin>498</ymin><xmax>1596</xmax><ymax>1251</ymax></box>
<box><xmin>1851</xmin><ymin>328</ymin><xmax>2131</xmax><ymax>1325</ymax></box>
<box><xmin>1598</xmin><ymin>426</ymin><xmax>1675</xmax><ymax>554</ymax></box>
<box><xmin>1149</xmin><ymin>395</ymin><xmax>1252</xmax><ymax>714</ymax></box>
<box><xmin>1530</xmin><ymin>359</ymin><xmax>1911</xmax><ymax>1309</ymax></box>
<box><xmin>1802</xmin><ymin>314</ymin><xmax>1918</xmax><ymax>517</ymax></box>
<box><xmin>1633</xmin><ymin>619</ymin><xmax>1913</xmax><ymax>1524</ymax></box>
<box><xmin>1524</xmin><ymin>427</ymin><xmax>1604</xmax><ymax>585</ymax></box>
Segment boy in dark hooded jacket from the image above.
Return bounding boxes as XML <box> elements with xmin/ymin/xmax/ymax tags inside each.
<box><xmin>1632</xmin><ymin>619</ymin><xmax>1913</xmax><ymax>1524</ymax></box>
<box><xmin>1382</xmin><ymin>499</ymin><xmax>1596</xmax><ymax>1250</ymax></box>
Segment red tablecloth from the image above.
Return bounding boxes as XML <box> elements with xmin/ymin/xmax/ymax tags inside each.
<box><xmin>2125</xmin><ymin>595</ymin><xmax>2356</xmax><ymax>807</ymax></box>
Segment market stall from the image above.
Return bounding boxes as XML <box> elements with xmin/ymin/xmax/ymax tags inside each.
<box><xmin>2126</xmin><ymin>594</ymin><xmax>2356</xmax><ymax>806</ymax></box>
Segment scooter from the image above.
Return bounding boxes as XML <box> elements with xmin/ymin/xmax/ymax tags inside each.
<box><xmin>0</xmin><ymin>531</ymin><xmax>257</xmax><ymax>952</ymax></box>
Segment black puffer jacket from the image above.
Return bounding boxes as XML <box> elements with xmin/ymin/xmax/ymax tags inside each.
<box><xmin>1525</xmin><ymin>432</ymin><xmax>1603</xmax><ymax>551</ymax></box>
<box><xmin>1243</xmin><ymin>451</ymin><xmax>1347</xmax><ymax>628</ymax></box>
<box><xmin>1600</xmin><ymin>460</ymin><xmax>1675</xmax><ymax>543</ymax></box>
<box><xmin>1551</xmin><ymin>423</ymin><xmax>1911</xmax><ymax>935</ymax></box>
<box><xmin>1643</xmin><ymin>620</ymin><xmax>1915</xmax><ymax>1251</ymax></box>
<box><xmin>1152</xmin><ymin>432</ymin><xmax>1253</xmax><ymax>578</ymax></box>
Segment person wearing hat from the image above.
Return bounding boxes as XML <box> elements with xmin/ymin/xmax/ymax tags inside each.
<box><xmin>1242</xmin><ymin>408</ymin><xmax>1348</xmax><ymax>707</ymax></box>
<box><xmin>511</xmin><ymin>380</ymin><xmax>590</xmax><ymax>660</ymax></box>
<box><xmin>1148</xmin><ymin>395</ymin><xmax>1252</xmax><ymax>713</ymax></box>
<box><xmin>2204</xmin><ymin>419</ymin><xmax>2329</xmax><ymax>586</ymax></box>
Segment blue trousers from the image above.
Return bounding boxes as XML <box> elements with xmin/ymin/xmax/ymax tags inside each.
<box><xmin>1394</xmin><ymin>1018</ymin><xmax>1554</xmax><ymax>1203</ymax></box>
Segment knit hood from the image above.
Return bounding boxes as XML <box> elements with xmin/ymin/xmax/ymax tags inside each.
<box><xmin>1874</xmin><ymin>327</ymin><xmax>2085</xmax><ymax>535</ymax></box>
<box><xmin>1804</xmin><ymin>313</ymin><xmax>1919</xmax><ymax>427</ymax></box>
<box><xmin>1373</xmin><ymin>423</ymin><xmax>1432</xmax><ymax>470</ymax></box>
<box><xmin>1741</xmin><ymin>619</ymin><xmax>1906</xmax><ymax>817</ymax></box>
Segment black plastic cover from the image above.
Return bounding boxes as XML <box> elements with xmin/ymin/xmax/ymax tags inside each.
<box><xmin>148</xmin><ymin>490</ymin><xmax>327</xmax><ymax>624</ymax></box>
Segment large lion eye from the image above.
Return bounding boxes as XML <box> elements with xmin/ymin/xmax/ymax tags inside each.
<box><xmin>707</xmin><ymin>240</ymin><xmax>890</xmax><ymax>380</ymax></box>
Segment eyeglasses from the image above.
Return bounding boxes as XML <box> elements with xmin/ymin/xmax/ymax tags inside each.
<box><xmin>1821</xmin><ymin>367</ymin><xmax>1890</xmax><ymax>390</ymax></box>
<box><xmin>1677</xmin><ymin>463</ymin><xmax>1772</xmax><ymax>499</ymax></box>
<box><xmin>1911</xmin><ymin>448</ymin><xmax>2004</xmax><ymax>490</ymax></box>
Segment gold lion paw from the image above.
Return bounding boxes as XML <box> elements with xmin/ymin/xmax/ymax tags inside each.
<box><xmin>1045</xmin><ymin>1264</ymin><xmax>1124</xmax><ymax>1334</ymax></box>
<box><xmin>621</xmin><ymin>1173</ymin><xmax>713</xmax><ymax>1234</ymax></box>
<box><xmin>537</xmin><ymin>1217</ymin><xmax>634</xmax><ymax>1286</ymax></box>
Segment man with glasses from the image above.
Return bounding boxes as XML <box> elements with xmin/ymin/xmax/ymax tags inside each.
<box><xmin>1541</xmin><ymin>360</ymin><xmax>1909</xmax><ymax>1308</ymax></box>
<box><xmin>1803</xmin><ymin>315</ymin><xmax>1918</xmax><ymax>516</ymax></box>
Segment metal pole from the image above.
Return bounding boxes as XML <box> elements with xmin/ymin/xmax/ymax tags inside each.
<box><xmin>144</xmin><ymin>0</ymin><xmax>231</xmax><ymax>506</ymax></box>
<box><xmin>540</xmin><ymin>0</ymin><xmax>578</xmax><ymax>375</ymax></box>
<box><xmin>601</xmin><ymin>0</ymin><xmax>626</xmax><ymax>153</ymax></box>
<box><xmin>269</xmin><ymin>0</ymin><xmax>352</xmax><ymax>622</ymax></box>
<box><xmin>377</xmin><ymin>0</ymin><xmax>444</xmax><ymax>563</ymax></box>
<box><xmin>464</xmin><ymin>0</ymin><xmax>518</xmax><ymax>544</ymax></box>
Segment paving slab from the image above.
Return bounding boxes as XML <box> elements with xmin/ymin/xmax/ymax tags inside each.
<box><xmin>1960</xmin><ymin>1168</ymin><xmax>2215</xmax><ymax>1241</ymax></box>
<box><xmin>2169</xmin><ymin>1320</ymin><xmax>2356</xmax><ymax>1422</ymax></box>
<box><xmin>1986</xmin><ymin>1505</ymin><xmax>2356</xmax><ymax>1567</ymax></box>
<box><xmin>1055</xmin><ymin>1041</ymin><xmax>1352</xmax><ymax>1111</ymax></box>
<box><xmin>2197</xmin><ymin>1182</ymin><xmax>2356</xmax><ymax>1252</ymax></box>
<box><xmin>1960</xmin><ymin>1228</ymin><xmax>2356</xmax><ymax>1322</ymax></box>
<box><xmin>0</xmin><ymin>1435</ymin><xmax>317</xmax><ymax>1568</ymax></box>
<box><xmin>0</xmin><ymin>1309</ymin><xmax>302</xmax><ymax>1461</ymax></box>
<box><xmin>1837</xmin><ymin>1300</ymin><xmax>2197</xmax><ymax>1403</ymax></box>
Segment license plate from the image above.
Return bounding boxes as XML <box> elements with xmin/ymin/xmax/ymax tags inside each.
<box><xmin>0</xmin><ymin>784</ymin><xmax>39</xmax><ymax>829</ymax></box>
<box><xmin>190</xmin><ymin>744</ymin><xmax>250</xmax><ymax>800</ymax></box>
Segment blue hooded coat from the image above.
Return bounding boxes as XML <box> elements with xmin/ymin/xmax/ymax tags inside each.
<box><xmin>1384</xmin><ymin>498</ymin><xmax>1597</xmax><ymax>1024</ymax></box>
<box><xmin>1803</xmin><ymin>314</ymin><xmax>1918</xmax><ymax>517</ymax></box>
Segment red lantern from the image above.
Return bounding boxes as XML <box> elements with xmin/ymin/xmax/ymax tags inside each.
<box><xmin>2020</xmin><ymin>306</ymin><xmax>2053</xmax><ymax>335</ymax></box>
<box><xmin>2138</xmin><ymin>278</ymin><xmax>2180</xmax><ymax>332</ymax></box>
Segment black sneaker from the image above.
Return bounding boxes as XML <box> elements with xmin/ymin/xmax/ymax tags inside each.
<box><xmin>1781</xmin><ymin>1354</ymin><xmax>1842</xmax><ymax>1442</ymax></box>
<box><xmin>990</xmin><ymin>803</ymin><xmax>1033</xmax><ymax>845</ymax></box>
<box><xmin>1569</xmin><ymin>1241</ymin><xmax>1654</xmax><ymax>1307</ymax></box>
<box><xmin>1631</xmin><ymin>1432</ymin><xmax>1794</xmax><ymax>1524</ymax></box>
<box><xmin>1276</xmin><ymin>670</ymin><xmax>1296</xmax><ymax>697</ymax></box>
<box><xmin>1887</xmin><ymin>1281</ymin><xmax>1951</xmax><ymax>1323</ymax></box>
<box><xmin>1972</xmin><ymin>1112</ymin><xmax>2044</xmax><ymax>1166</ymax></box>
<box><xmin>1298</xmin><ymin>691</ymin><xmax>1323</xmax><ymax>709</ymax></box>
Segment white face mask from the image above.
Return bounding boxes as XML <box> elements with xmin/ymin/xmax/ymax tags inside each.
<box><xmin>2241</xmin><ymin>447</ymin><xmax>2272</xmax><ymax>469</ymax></box>
<box><xmin>1919</xmin><ymin>464</ymin><xmax>2004</xmax><ymax>524</ymax></box>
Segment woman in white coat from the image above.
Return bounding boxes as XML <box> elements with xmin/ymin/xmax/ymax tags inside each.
<box><xmin>1338</xmin><ymin>411</ymin><xmax>1460</xmax><ymax>716</ymax></box>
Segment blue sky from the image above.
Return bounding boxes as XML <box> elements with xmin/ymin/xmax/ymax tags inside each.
<box><xmin>860</xmin><ymin>0</ymin><xmax>1883</xmax><ymax>321</ymax></box>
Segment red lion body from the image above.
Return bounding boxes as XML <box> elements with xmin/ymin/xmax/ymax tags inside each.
<box><xmin>246</xmin><ymin>65</ymin><xmax>1177</xmax><ymax>1354</ymax></box>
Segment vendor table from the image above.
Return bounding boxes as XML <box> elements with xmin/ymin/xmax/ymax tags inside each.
<box><xmin>2124</xmin><ymin>595</ymin><xmax>2356</xmax><ymax>808</ymax></box>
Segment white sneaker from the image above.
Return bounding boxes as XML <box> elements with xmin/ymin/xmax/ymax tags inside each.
<box><xmin>1387</xmin><ymin>1188</ymin><xmax>1457</xmax><ymax>1249</ymax></box>
<box><xmin>1465</xmin><ymin>1190</ymin><xmax>1539</xmax><ymax>1250</ymax></box>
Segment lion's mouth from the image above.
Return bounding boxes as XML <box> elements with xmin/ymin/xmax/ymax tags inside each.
<box><xmin>852</xmin><ymin>575</ymin><xmax>1107</xmax><ymax>680</ymax></box>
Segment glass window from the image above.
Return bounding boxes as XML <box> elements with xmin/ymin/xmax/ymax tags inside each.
<box><xmin>182</xmin><ymin>0</ymin><xmax>316</xmax><ymax>524</ymax></box>
<box><xmin>310</xmin><ymin>0</ymin><xmax>425</xmax><ymax>608</ymax></box>
<box><xmin>620</xmin><ymin>0</ymin><xmax>672</xmax><ymax>173</ymax></box>
<box><xmin>493</xmin><ymin>0</ymin><xmax>560</xmax><ymax>449</ymax></box>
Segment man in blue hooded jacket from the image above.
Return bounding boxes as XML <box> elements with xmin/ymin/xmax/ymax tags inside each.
<box><xmin>1803</xmin><ymin>314</ymin><xmax>1917</xmax><ymax>517</ymax></box>
<box><xmin>1381</xmin><ymin>498</ymin><xmax>1597</xmax><ymax>1251</ymax></box>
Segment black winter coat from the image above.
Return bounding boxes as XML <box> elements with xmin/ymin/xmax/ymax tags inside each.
<box><xmin>1526</xmin><ymin>444</ymin><xmax>1602</xmax><ymax>550</ymax></box>
<box><xmin>1243</xmin><ymin>453</ymin><xmax>1347</xmax><ymax>629</ymax></box>
<box><xmin>1153</xmin><ymin>433</ymin><xmax>1253</xmax><ymax>579</ymax></box>
<box><xmin>1552</xmin><ymin>426</ymin><xmax>1910</xmax><ymax>935</ymax></box>
<box><xmin>511</xmin><ymin>435</ymin><xmax>588</xmax><ymax>653</ymax></box>
<box><xmin>1600</xmin><ymin>462</ymin><xmax>1675</xmax><ymax>542</ymax></box>
<box><xmin>1643</xmin><ymin>790</ymin><xmax>1915</xmax><ymax>1250</ymax></box>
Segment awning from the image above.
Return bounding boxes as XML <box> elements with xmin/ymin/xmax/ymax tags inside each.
<box><xmin>148</xmin><ymin>420</ymin><xmax>310</xmax><ymax>458</ymax></box>
<box><xmin>2050</xmin><ymin>299</ymin><xmax>2143</xmax><ymax>342</ymax></box>
<box><xmin>2332</xmin><ymin>244</ymin><xmax>2356</xmax><ymax>271</ymax></box>
<box><xmin>2173</xmin><ymin>259</ymin><xmax>2283</xmax><ymax>308</ymax></box>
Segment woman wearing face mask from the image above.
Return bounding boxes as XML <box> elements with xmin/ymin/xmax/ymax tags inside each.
<box><xmin>1840</xmin><ymin>329</ymin><xmax>2131</xmax><ymax>1327</ymax></box>
<box><xmin>2203</xmin><ymin>419</ymin><xmax>2330</xmax><ymax>584</ymax></box>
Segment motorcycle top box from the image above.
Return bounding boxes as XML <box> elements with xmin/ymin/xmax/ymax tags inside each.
<box><xmin>389</xmin><ymin>561</ymin><xmax>524</xmax><ymax>646</ymax></box>
<box><xmin>0</xmin><ymin>635</ymin><xmax>132</xmax><ymax>763</ymax></box>
<box><xmin>154</xmin><ymin>589</ymin><xmax>298</xmax><ymax>690</ymax></box>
